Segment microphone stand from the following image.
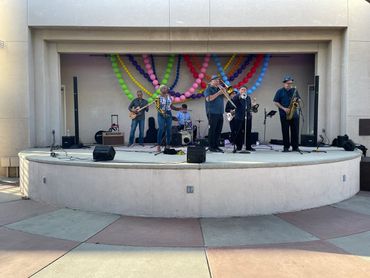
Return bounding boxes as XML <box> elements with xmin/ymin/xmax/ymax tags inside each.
<box><xmin>311</xmin><ymin>135</ymin><xmax>327</xmax><ymax>153</ymax></box>
<box><xmin>238</xmin><ymin>105</ymin><xmax>250</xmax><ymax>154</ymax></box>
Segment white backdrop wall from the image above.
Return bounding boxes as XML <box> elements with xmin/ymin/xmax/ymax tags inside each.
<box><xmin>61</xmin><ymin>54</ymin><xmax>314</xmax><ymax>145</ymax></box>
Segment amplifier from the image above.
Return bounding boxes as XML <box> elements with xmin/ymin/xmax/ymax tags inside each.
<box><xmin>102</xmin><ymin>132</ymin><xmax>124</xmax><ymax>146</ymax></box>
<box><xmin>301</xmin><ymin>134</ymin><xmax>316</xmax><ymax>147</ymax></box>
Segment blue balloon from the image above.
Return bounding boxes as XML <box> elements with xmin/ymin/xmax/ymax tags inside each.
<box><xmin>257</xmin><ymin>77</ymin><xmax>263</xmax><ymax>82</ymax></box>
<box><xmin>247</xmin><ymin>89</ymin><xmax>252</xmax><ymax>94</ymax></box>
<box><xmin>256</xmin><ymin>82</ymin><xmax>261</xmax><ymax>87</ymax></box>
<box><xmin>252</xmin><ymin>86</ymin><xmax>257</xmax><ymax>91</ymax></box>
<box><xmin>260</xmin><ymin>72</ymin><xmax>265</xmax><ymax>77</ymax></box>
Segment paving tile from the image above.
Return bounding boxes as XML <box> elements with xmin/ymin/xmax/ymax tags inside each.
<box><xmin>6</xmin><ymin>208</ymin><xmax>120</xmax><ymax>242</ymax></box>
<box><xmin>328</xmin><ymin>231</ymin><xmax>370</xmax><ymax>260</ymax></box>
<box><xmin>0</xmin><ymin>227</ymin><xmax>78</xmax><ymax>278</ymax></box>
<box><xmin>278</xmin><ymin>206</ymin><xmax>370</xmax><ymax>239</ymax></box>
<box><xmin>33</xmin><ymin>243</ymin><xmax>210</xmax><ymax>278</ymax></box>
<box><xmin>358</xmin><ymin>191</ymin><xmax>370</xmax><ymax>197</ymax></box>
<box><xmin>0</xmin><ymin>199</ymin><xmax>57</xmax><ymax>226</ymax></box>
<box><xmin>332</xmin><ymin>195</ymin><xmax>370</xmax><ymax>216</ymax></box>
<box><xmin>88</xmin><ymin>216</ymin><xmax>204</xmax><ymax>247</ymax></box>
<box><xmin>0</xmin><ymin>187</ymin><xmax>22</xmax><ymax>203</ymax></box>
<box><xmin>200</xmin><ymin>215</ymin><xmax>317</xmax><ymax>247</ymax></box>
<box><xmin>207</xmin><ymin>241</ymin><xmax>370</xmax><ymax>278</ymax></box>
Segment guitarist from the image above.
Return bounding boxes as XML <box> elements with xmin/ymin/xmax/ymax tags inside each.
<box><xmin>128</xmin><ymin>90</ymin><xmax>149</xmax><ymax>146</ymax></box>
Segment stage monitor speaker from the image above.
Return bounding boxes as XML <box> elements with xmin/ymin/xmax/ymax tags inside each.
<box><xmin>62</xmin><ymin>136</ymin><xmax>75</xmax><ymax>149</ymax></box>
<box><xmin>179</xmin><ymin>131</ymin><xmax>192</xmax><ymax>145</ymax></box>
<box><xmin>301</xmin><ymin>134</ymin><xmax>316</xmax><ymax>147</ymax></box>
<box><xmin>93</xmin><ymin>146</ymin><xmax>116</xmax><ymax>161</ymax></box>
<box><xmin>187</xmin><ymin>145</ymin><xmax>206</xmax><ymax>163</ymax></box>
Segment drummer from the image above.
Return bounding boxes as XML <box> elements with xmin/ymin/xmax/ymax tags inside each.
<box><xmin>176</xmin><ymin>103</ymin><xmax>192</xmax><ymax>131</ymax></box>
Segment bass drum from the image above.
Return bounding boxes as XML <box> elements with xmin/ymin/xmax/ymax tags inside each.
<box><xmin>95</xmin><ymin>130</ymin><xmax>105</xmax><ymax>144</ymax></box>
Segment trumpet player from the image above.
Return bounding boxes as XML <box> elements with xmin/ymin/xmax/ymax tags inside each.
<box><xmin>273</xmin><ymin>75</ymin><xmax>301</xmax><ymax>152</ymax></box>
<box><xmin>232</xmin><ymin>86</ymin><xmax>255</xmax><ymax>151</ymax></box>
<box><xmin>204</xmin><ymin>75</ymin><xmax>225</xmax><ymax>153</ymax></box>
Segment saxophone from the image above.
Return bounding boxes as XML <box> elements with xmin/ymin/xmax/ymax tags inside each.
<box><xmin>155</xmin><ymin>97</ymin><xmax>168</xmax><ymax>118</ymax></box>
<box><xmin>286</xmin><ymin>87</ymin><xmax>298</xmax><ymax>120</ymax></box>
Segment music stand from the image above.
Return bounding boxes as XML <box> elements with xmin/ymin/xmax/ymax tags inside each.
<box><xmin>256</xmin><ymin>109</ymin><xmax>276</xmax><ymax>150</ymax></box>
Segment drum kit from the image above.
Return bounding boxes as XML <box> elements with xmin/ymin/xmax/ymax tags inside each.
<box><xmin>172</xmin><ymin>117</ymin><xmax>194</xmax><ymax>145</ymax></box>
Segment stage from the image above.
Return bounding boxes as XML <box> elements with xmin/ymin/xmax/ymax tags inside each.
<box><xmin>19</xmin><ymin>144</ymin><xmax>361</xmax><ymax>218</ymax></box>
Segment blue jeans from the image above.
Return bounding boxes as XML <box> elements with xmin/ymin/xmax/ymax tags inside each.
<box><xmin>157</xmin><ymin>112</ymin><xmax>172</xmax><ymax>146</ymax></box>
<box><xmin>129</xmin><ymin>118</ymin><xmax>145</xmax><ymax>144</ymax></box>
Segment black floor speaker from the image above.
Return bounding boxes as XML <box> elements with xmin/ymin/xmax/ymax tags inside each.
<box><xmin>301</xmin><ymin>134</ymin><xmax>316</xmax><ymax>147</ymax></box>
<box><xmin>93</xmin><ymin>146</ymin><xmax>116</xmax><ymax>161</ymax></box>
<box><xmin>187</xmin><ymin>145</ymin><xmax>206</xmax><ymax>163</ymax></box>
<box><xmin>62</xmin><ymin>136</ymin><xmax>75</xmax><ymax>149</ymax></box>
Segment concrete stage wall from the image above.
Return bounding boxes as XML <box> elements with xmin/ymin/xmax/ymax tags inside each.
<box><xmin>19</xmin><ymin>148</ymin><xmax>361</xmax><ymax>217</ymax></box>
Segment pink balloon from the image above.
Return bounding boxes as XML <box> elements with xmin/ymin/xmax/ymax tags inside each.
<box><xmin>196</xmin><ymin>78</ymin><xmax>202</xmax><ymax>84</ymax></box>
<box><xmin>155</xmin><ymin>85</ymin><xmax>160</xmax><ymax>90</ymax></box>
<box><xmin>200</xmin><ymin>68</ymin><xmax>206</xmax><ymax>73</ymax></box>
<box><xmin>202</xmin><ymin>62</ymin><xmax>208</xmax><ymax>68</ymax></box>
<box><xmin>174</xmin><ymin>97</ymin><xmax>181</xmax><ymax>103</ymax></box>
<box><xmin>148</xmin><ymin>69</ymin><xmax>154</xmax><ymax>75</ymax></box>
<box><xmin>192</xmin><ymin>83</ymin><xmax>198</xmax><ymax>89</ymax></box>
<box><xmin>204</xmin><ymin>56</ymin><xmax>211</xmax><ymax>62</ymax></box>
<box><xmin>142</xmin><ymin>54</ymin><xmax>148</xmax><ymax>59</ymax></box>
<box><xmin>180</xmin><ymin>95</ymin><xmax>186</xmax><ymax>100</ymax></box>
<box><xmin>152</xmin><ymin>80</ymin><xmax>159</xmax><ymax>86</ymax></box>
<box><xmin>143</xmin><ymin>58</ymin><xmax>150</xmax><ymax>64</ymax></box>
<box><xmin>185</xmin><ymin>91</ymin><xmax>191</xmax><ymax>97</ymax></box>
<box><xmin>150</xmin><ymin>74</ymin><xmax>156</xmax><ymax>80</ymax></box>
<box><xmin>189</xmin><ymin>87</ymin><xmax>195</xmax><ymax>93</ymax></box>
<box><xmin>145</xmin><ymin>64</ymin><xmax>152</xmax><ymax>70</ymax></box>
<box><xmin>198</xmin><ymin>73</ymin><xmax>204</xmax><ymax>79</ymax></box>
<box><xmin>170</xmin><ymin>96</ymin><xmax>174</xmax><ymax>101</ymax></box>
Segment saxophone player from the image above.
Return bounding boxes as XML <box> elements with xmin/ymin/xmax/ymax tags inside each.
<box><xmin>273</xmin><ymin>75</ymin><xmax>301</xmax><ymax>152</ymax></box>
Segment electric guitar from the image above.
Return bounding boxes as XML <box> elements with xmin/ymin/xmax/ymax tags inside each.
<box><xmin>128</xmin><ymin>102</ymin><xmax>152</xmax><ymax>119</ymax></box>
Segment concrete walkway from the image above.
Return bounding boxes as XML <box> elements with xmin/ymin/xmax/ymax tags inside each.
<box><xmin>1</xmin><ymin>180</ymin><xmax>370</xmax><ymax>277</ymax></box>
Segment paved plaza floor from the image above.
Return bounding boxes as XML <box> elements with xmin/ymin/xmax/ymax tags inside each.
<box><xmin>1</xmin><ymin>178</ymin><xmax>370</xmax><ymax>277</ymax></box>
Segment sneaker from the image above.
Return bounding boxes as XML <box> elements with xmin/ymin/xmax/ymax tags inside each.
<box><xmin>139</xmin><ymin>144</ymin><xmax>145</xmax><ymax>147</ymax></box>
<box><xmin>247</xmin><ymin>147</ymin><xmax>256</xmax><ymax>151</ymax></box>
<box><xmin>156</xmin><ymin>146</ymin><xmax>161</xmax><ymax>152</ymax></box>
<box><xmin>128</xmin><ymin>144</ymin><xmax>133</xmax><ymax>147</ymax></box>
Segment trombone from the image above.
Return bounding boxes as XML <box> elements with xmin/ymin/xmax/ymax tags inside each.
<box><xmin>217</xmin><ymin>80</ymin><xmax>236</xmax><ymax>108</ymax></box>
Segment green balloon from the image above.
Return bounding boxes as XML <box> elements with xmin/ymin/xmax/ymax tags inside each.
<box><xmin>128</xmin><ymin>94</ymin><xmax>134</xmax><ymax>100</ymax></box>
<box><xmin>148</xmin><ymin>97</ymin><xmax>153</xmax><ymax>103</ymax></box>
<box><xmin>124</xmin><ymin>90</ymin><xmax>130</xmax><ymax>95</ymax></box>
<box><xmin>110</xmin><ymin>56</ymin><xmax>116</xmax><ymax>62</ymax></box>
<box><xmin>122</xmin><ymin>84</ymin><xmax>128</xmax><ymax>90</ymax></box>
<box><xmin>168</xmin><ymin>63</ymin><xmax>173</xmax><ymax>68</ymax></box>
<box><xmin>164</xmin><ymin>73</ymin><xmax>170</xmax><ymax>79</ymax></box>
<box><xmin>113</xmin><ymin>68</ymin><xmax>120</xmax><ymax>73</ymax></box>
<box><xmin>112</xmin><ymin>62</ymin><xmax>118</xmax><ymax>68</ymax></box>
<box><xmin>115</xmin><ymin>73</ymin><xmax>121</xmax><ymax>79</ymax></box>
<box><xmin>118</xmin><ymin>78</ymin><xmax>124</xmax><ymax>85</ymax></box>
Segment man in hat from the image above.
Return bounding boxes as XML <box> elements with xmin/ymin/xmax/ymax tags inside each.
<box><xmin>204</xmin><ymin>75</ymin><xmax>225</xmax><ymax>152</ymax></box>
<box><xmin>273</xmin><ymin>75</ymin><xmax>301</xmax><ymax>152</ymax></box>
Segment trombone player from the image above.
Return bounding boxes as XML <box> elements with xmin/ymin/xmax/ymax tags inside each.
<box><xmin>204</xmin><ymin>75</ymin><xmax>229</xmax><ymax>153</ymax></box>
<box><xmin>273</xmin><ymin>75</ymin><xmax>301</xmax><ymax>152</ymax></box>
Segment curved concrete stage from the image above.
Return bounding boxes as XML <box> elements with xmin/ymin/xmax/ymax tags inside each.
<box><xmin>19</xmin><ymin>146</ymin><xmax>361</xmax><ymax>218</ymax></box>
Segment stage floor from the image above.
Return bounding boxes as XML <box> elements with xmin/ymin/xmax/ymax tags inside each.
<box><xmin>21</xmin><ymin>144</ymin><xmax>361</xmax><ymax>169</ymax></box>
<box><xmin>19</xmin><ymin>144</ymin><xmax>362</xmax><ymax>217</ymax></box>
